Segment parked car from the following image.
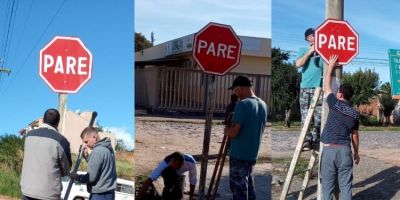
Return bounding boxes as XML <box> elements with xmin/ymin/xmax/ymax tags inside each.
<box><xmin>61</xmin><ymin>171</ymin><xmax>134</xmax><ymax>200</ymax></box>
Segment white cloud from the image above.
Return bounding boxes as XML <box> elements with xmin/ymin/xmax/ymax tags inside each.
<box><xmin>104</xmin><ymin>127</ymin><xmax>134</xmax><ymax>150</ymax></box>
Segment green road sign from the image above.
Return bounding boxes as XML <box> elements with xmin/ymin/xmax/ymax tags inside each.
<box><xmin>389</xmin><ymin>49</ymin><xmax>400</xmax><ymax>99</ymax></box>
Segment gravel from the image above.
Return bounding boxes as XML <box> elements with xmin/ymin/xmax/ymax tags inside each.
<box><xmin>271</xmin><ymin>130</ymin><xmax>400</xmax><ymax>199</ymax></box>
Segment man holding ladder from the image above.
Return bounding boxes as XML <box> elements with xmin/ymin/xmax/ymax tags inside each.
<box><xmin>224</xmin><ymin>75</ymin><xmax>268</xmax><ymax>200</ymax></box>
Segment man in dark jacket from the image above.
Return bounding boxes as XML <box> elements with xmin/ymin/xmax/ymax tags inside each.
<box><xmin>72</xmin><ymin>127</ymin><xmax>117</xmax><ymax>200</ymax></box>
<box><xmin>20</xmin><ymin>108</ymin><xmax>72</xmax><ymax>200</ymax></box>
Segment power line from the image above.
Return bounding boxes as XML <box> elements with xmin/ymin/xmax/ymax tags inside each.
<box><xmin>4</xmin><ymin>0</ymin><xmax>19</xmax><ymax>69</ymax></box>
<box><xmin>0</xmin><ymin>0</ymin><xmax>12</xmax><ymax>60</ymax></box>
<box><xmin>1</xmin><ymin>0</ymin><xmax>17</xmax><ymax>67</ymax></box>
<box><xmin>8</xmin><ymin>0</ymin><xmax>33</xmax><ymax>70</ymax></box>
<box><xmin>0</xmin><ymin>0</ymin><xmax>17</xmax><ymax>88</ymax></box>
<box><xmin>1</xmin><ymin>0</ymin><xmax>68</xmax><ymax>95</ymax></box>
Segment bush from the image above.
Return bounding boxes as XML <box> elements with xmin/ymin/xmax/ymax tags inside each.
<box><xmin>0</xmin><ymin>135</ymin><xmax>24</xmax><ymax>173</ymax></box>
<box><xmin>0</xmin><ymin>135</ymin><xmax>24</xmax><ymax>198</ymax></box>
<box><xmin>359</xmin><ymin>115</ymin><xmax>381</xmax><ymax>126</ymax></box>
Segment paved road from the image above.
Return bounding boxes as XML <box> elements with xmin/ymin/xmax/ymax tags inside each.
<box><xmin>272</xmin><ymin>131</ymin><xmax>400</xmax><ymax>200</ymax></box>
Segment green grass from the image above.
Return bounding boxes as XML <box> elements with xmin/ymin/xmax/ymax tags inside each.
<box><xmin>0</xmin><ymin>135</ymin><xmax>24</xmax><ymax>199</ymax></box>
<box><xmin>72</xmin><ymin>153</ymin><xmax>134</xmax><ymax>180</ymax></box>
<box><xmin>0</xmin><ymin>169</ymin><xmax>22</xmax><ymax>198</ymax></box>
<box><xmin>116</xmin><ymin>159</ymin><xmax>135</xmax><ymax>179</ymax></box>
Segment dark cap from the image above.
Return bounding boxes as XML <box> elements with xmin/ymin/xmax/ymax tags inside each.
<box><xmin>229</xmin><ymin>75</ymin><xmax>253</xmax><ymax>90</ymax></box>
<box><xmin>304</xmin><ymin>28</ymin><xmax>315</xmax><ymax>38</ymax></box>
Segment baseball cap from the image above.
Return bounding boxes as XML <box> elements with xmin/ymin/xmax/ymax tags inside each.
<box><xmin>229</xmin><ymin>75</ymin><xmax>253</xmax><ymax>90</ymax></box>
<box><xmin>304</xmin><ymin>28</ymin><xmax>315</xmax><ymax>38</ymax></box>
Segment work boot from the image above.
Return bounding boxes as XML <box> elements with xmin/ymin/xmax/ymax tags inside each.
<box><xmin>302</xmin><ymin>141</ymin><xmax>312</xmax><ymax>151</ymax></box>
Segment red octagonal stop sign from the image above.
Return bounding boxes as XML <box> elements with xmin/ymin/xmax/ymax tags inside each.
<box><xmin>39</xmin><ymin>36</ymin><xmax>93</xmax><ymax>93</ymax></box>
<box><xmin>315</xmin><ymin>19</ymin><xmax>359</xmax><ymax>65</ymax></box>
<box><xmin>193</xmin><ymin>22</ymin><xmax>242</xmax><ymax>75</ymax></box>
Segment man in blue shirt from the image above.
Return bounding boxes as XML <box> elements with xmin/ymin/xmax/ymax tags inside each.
<box><xmin>225</xmin><ymin>75</ymin><xmax>268</xmax><ymax>200</ymax></box>
<box><xmin>321</xmin><ymin>55</ymin><xmax>360</xmax><ymax>200</ymax></box>
<box><xmin>296</xmin><ymin>28</ymin><xmax>325</xmax><ymax>150</ymax></box>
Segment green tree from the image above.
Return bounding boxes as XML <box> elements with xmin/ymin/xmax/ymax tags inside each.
<box><xmin>342</xmin><ymin>68</ymin><xmax>380</xmax><ymax>108</ymax></box>
<box><xmin>272</xmin><ymin>48</ymin><xmax>301</xmax><ymax>126</ymax></box>
<box><xmin>135</xmin><ymin>32</ymin><xmax>153</xmax><ymax>52</ymax></box>
<box><xmin>115</xmin><ymin>138</ymin><xmax>127</xmax><ymax>152</ymax></box>
<box><xmin>379</xmin><ymin>82</ymin><xmax>397</xmax><ymax>125</ymax></box>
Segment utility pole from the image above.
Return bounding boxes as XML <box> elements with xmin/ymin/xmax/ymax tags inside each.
<box><xmin>318</xmin><ymin>1</ymin><xmax>344</xmax><ymax>200</ymax></box>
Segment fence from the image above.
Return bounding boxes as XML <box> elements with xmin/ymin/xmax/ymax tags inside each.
<box><xmin>136</xmin><ymin>67</ymin><xmax>271</xmax><ymax>113</ymax></box>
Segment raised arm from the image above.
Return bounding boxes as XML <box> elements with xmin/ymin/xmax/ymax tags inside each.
<box><xmin>323</xmin><ymin>54</ymin><xmax>338</xmax><ymax>97</ymax></box>
<box><xmin>295</xmin><ymin>45</ymin><xmax>315</xmax><ymax>68</ymax></box>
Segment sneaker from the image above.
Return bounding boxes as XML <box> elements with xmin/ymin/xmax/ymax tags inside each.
<box><xmin>302</xmin><ymin>141</ymin><xmax>312</xmax><ymax>151</ymax></box>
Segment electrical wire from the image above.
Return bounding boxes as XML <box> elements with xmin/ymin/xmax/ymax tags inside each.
<box><xmin>1</xmin><ymin>0</ymin><xmax>68</xmax><ymax>95</ymax></box>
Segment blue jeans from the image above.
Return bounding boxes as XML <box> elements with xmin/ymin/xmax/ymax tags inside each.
<box><xmin>229</xmin><ymin>157</ymin><xmax>256</xmax><ymax>200</ymax></box>
<box><xmin>320</xmin><ymin>145</ymin><xmax>353</xmax><ymax>200</ymax></box>
<box><xmin>89</xmin><ymin>191</ymin><xmax>115</xmax><ymax>200</ymax></box>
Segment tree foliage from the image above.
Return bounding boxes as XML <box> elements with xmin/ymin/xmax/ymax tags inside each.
<box><xmin>272</xmin><ymin>48</ymin><xmax>301</xmax><ymax>122</ymax></box>
<box><xmin>115</xmin><ymin>138</ymin><xmax>128</xmax><ymax>152</ymax></box>
<box><xmin>342</xmin><ymin>68</ymin><xmax>379</xmax><ymax>107</ymax></box>
<box><xmin>379</xmin><ymin>82</ymin><xmax>397</xmax><ymax>123</ymax></box>
<box><xmin>135</xmin><ymin>32</ymin><xmax>153</xmax><ymax>52</ymax></box>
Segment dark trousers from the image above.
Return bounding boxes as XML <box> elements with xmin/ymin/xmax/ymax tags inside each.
<box><xmin>229</xmin><ymin>158</ymin><xmax>257</xmax><ymax>200</ymax></box>
<box><xmin>89</xmin><ymin>191</ymin><xmax>115</xmax><ymax>200</ymax></box>
<box><xmin>161</xmin><ymin>166</ymin><xmax>185</xmax><ymax>200</ymax></box>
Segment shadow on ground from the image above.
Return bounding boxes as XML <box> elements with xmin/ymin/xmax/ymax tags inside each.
<box><xmin>282</xmin><ymin>166</ymin><xmax>400</xmax><ymax>200</ymax></box>
<box><xmin>212</xmin><ymin>170</ymin><xmax>272</xmax><ymax>200</ymax></box>
<box><xmin>353</xmin><ymin>166</ymin><xmax>400</xmax><ymax>200</ymax></box>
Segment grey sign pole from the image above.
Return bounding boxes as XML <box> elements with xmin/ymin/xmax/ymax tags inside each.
<box><xmin>198</xmin><ymin>74</ymin><xmax>216</xmax><ymax>200</ymax></box>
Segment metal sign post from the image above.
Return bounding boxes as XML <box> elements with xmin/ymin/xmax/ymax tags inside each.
<box><xmin>193</xmin><ymin>22</ymin><xmax>242</xmax><ymax>200</ymax></box>
<box><xmin>58</xmin><ymin>93</ymin><xmax>67</xmax><ymax>133</ymax></box>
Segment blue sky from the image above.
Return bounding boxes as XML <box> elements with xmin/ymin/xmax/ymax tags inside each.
<box><xmin>135</xmin><ymin>0</ymin><xmax>271</xmax><ymax>45</ymax></box>
<box><xmin>272</xmin><ymin>0</ymin><xmax>397</xmax><ymax>84</ymax></box>
<box><xmin>0</xmin><ymin>0</ymin><xmax>134</xmax><ymax>149</ymax></box>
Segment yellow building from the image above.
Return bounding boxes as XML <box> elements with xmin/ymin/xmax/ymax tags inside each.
<box><xmin>135</xmin><ymin>34</ymin><xmax>271</xmax><ymax>113</ymax></box>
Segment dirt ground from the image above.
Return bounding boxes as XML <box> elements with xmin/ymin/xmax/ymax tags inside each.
<box><xmin>0</xmin><ymin>196</ymin><xmax>16</xmax><ymax>200</ymax></box>
<box><xmin>135</xmin><ymin>115</ymin><xmax>272</xmax><ymax>199</ymax></box>
<box><xmin>272</xmin><ymin>131</ymin><xmax>400</xmax><ymax>200</ymax></box>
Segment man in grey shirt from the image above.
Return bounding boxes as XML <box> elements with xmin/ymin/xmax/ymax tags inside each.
<box><xmin>20</xmin><ymin>108</ymin><xmax>72</xmax><ymax>200</ymax></box>
<box><xmin>72</xmin><ymin>127</ymin><xmax>117</xmax><ymax>200</ymax></box>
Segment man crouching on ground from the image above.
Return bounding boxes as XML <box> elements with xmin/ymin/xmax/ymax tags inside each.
<box><xmin>321</xmin><ymin>55</ymin><xmax>360</xmax><ymax>200</ymax></box>
<box><xmin>137</xmin><ymin>152</ymin><xmax>197</xmax><ymax>200</ymax></box>
<box><xmin>71</xmin><ymin>127</ymin><xmax>117</xmax><ymax>200</ymax></box>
